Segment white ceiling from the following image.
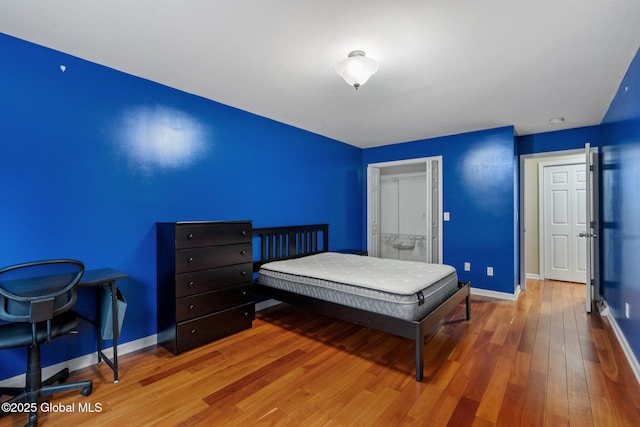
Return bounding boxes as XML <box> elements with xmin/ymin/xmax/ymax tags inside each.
<box><xmin>1</xmin><ymin>1</ymin><xmax>639</xmax><ymax>148</ymax></box>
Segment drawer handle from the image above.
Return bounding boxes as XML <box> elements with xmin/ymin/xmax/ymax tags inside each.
<box><xmin>242</xmin><ymin>291</ymin><xmax>247</xmax><ymax>296</ymax></box>
<box><xmin>240</xmin><ymin>250</ymin><xmax>247</xmax><ymax>256</ymax></box>
<box><xmin>187</xmin><ymin>234</ymin><xmax>193</xmax><ymax>239</ymax></box>
<box><xmin>188</xmin><ymin>257</ymin><xmax>194</xmax><ymax>263</ymax></box>
<box><xmin>244</xmin><ymin>312</ymin><xmax>249</xmax><ymax>318</ymax></box>
<box><xmin>188</xmin><ymin>281</ymin><xmax>194</xmax><ymax>287</ymax></box>
<box><xmin>241</xmin><ymin>271</ymin><xmax>247</xmax><ymax>277</ymax></box>
<box><xmin>189</xmin><ymin>304</ymin><xmax>195</xmax><ymax>310</ymax></box>
<box><xmin>241</xmin><ymin>230</ymin><xmax>247</xmax><ymax>236</ymax></box>
<box><xmin>190</xmin><ymin>329</ymin><xmax>196</xmax><ymax>335</ymax></box>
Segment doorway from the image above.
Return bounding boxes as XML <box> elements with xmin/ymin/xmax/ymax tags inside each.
<box><xmin>367</xmin><ymin>157</ymin><xmax>442</xmax><ymax>263</ymax></box>
<box><xmin>520</xmin><ymin>147</ymin><xmax>600</xmax><ymax>311</ymax></box>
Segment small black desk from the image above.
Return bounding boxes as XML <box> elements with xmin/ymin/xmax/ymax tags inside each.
<box><xmin>79</xmin><ymin>268</ymin><xmax>128</xmax><ymax>383</ymax></box>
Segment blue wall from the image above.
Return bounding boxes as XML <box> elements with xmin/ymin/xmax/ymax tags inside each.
<box><xmin>0</xmin><ymin>34</ymin><xmax>363</xmax><ymax>380</ymax></box>
<box><xmin>600</xmin><ymin>48</ymin><xmax>640</xmax><ymax>362</ymax></box>
<box><xmin>363</xmin><ymin>127</ymin><xmax>518</xmax><ymax>294</ymax></box>
<box><xmin>518</xmin><ymin>125</ymin><xmax>602</xmax><ymax>155</ymax></box>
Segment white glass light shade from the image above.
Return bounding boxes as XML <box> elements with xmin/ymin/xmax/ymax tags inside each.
<box><xmin>335</xmin><ymin>50</ymin><xmax>379</xmax><ymax>89</ymax></box>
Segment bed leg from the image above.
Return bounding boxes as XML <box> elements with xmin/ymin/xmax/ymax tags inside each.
<box><xmin>466</xmin><ymin>294</ymin><xmax>471</xmax><ymax>320</ymax></box>
<box><xmin>415</xmin><ymin>332</ymin><xmax>424</xmax><ymax>382</ymax></box>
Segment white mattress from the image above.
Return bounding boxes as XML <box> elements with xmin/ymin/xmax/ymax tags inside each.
<box><xmin>258</xmin><ymin>252</ymin><xmax>459</xmax><ymax>321</ymax></box>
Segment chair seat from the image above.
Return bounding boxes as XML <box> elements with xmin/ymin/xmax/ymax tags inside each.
<box><xmin>0</xmin><ymin>311</ymin><xmax>80</xmax><ymax>349</ymax></box>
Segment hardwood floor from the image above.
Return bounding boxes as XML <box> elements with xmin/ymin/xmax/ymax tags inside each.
<box><xmin>2</xmin><ymin>279</ymin><xmax>639</xmax><ymax>426</ymax></box>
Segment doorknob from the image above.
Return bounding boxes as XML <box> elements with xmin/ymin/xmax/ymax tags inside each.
<box><xmin>578</xmin><ymin>231</ymin><xmax>598</xmax><ymax>238</ymax></box>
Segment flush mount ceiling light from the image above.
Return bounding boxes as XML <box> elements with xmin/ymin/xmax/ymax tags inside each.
<box><xmin>335</xmin><ymin>50</ymin><xmax>379</xmax><ymax>89</ymax></box>
<box><xmin>549</xmin><ymin>117</ymin><xmax>565</xmax><ymax>125</ymax></box>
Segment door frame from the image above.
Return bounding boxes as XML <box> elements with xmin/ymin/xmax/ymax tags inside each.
<box><xmin>367</xmin><ymin>156</ymin><xmax>443</xmax><ymax>263</ymax></box>
<box><xmin>519</xmin><ymin>148</ymin><xmax>583</xmax><ymax>291</ymax></box>
<box><xmin>519</xmin><ymin>147</ymin><xmax>600</xmax><ymax>308</ymax></box>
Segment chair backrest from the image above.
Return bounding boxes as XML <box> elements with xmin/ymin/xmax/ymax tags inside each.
<box><xmin>0</xmin><ymin>260</ymin><xmax>84</xmax><ymax>325</ymax></box>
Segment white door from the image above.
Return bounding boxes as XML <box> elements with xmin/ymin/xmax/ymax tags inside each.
<box><xmin>541</xmin><ymin>161</ymin><xmax>586</xmax><ymax>282</ymax></box>
<box><xmin>581</xmin><ymin>143</ymin><xmax>600</xmax><ymax>312</ymax></box>
<box><xmin>367</xmin><ymin>167</ymin><xmax>381</xmax><ymax>257</ymax></box>
<box><xmin>430</xmin><ymin>160</ymin><xmax>440</xmax><ymax>264</ymax></box>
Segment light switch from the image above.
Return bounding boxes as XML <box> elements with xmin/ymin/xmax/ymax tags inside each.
<box><xmin>443</xmin><ymin>212</ymin><xmax>450</xmax><ymax>221</ymax></box>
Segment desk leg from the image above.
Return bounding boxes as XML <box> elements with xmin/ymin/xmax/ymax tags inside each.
<box><xmin>110</xmin><ymin>280</ymin><xmax>119</xmax><ymax>383</ymax></box>
<box><xmin>96</xmin><ymin>282</ymin><xmax>119</xmax><ymax>383</ymax></box>
<box><xmin>96</xmin><ymin>288</ymin><xmax>104</xmax><ymax>365</ymax></box>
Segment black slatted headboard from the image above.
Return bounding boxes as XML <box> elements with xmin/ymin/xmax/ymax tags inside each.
<box><xmin>253</xmin><ymin>224</ymin><xmax>329</xmax><ymax>272</ymax></box>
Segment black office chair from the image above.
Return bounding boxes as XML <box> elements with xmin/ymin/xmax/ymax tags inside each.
<box><xmin>0</xmin><ymin>260</ymin><xmax>92</xmax><ymax>427</ymax></box>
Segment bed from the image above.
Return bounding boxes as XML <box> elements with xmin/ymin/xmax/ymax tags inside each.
<box><xmin>252</xmin><ymin>224</ymin><xmax>470</xmax><ymax>381</ymax></box>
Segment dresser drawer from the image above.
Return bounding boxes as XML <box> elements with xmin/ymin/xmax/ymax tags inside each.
<box><xmin>175</xmin><ymin>222</ymin><xmax>251</xmax><ymax>249</ymax></box>
<box><xmin>176</xmin><ymin>284</ymin><xmax>252</xmax><ymax>321</ymax></box>
<box><xmin>175</xmin><ymin>263</ymin><xmax>252</xmax><ymax>298</ymax></box>
<box><xmin>176</xmin><ymin>303</ymin><xmax>255</xmax><ymax>352</ymax></box>
<box><xmin>176</xmin><ymin>243</ymin><xmax>251</xmax><ymax>273</ymax></box>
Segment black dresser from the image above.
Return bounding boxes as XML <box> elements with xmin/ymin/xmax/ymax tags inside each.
<box><xmin>156</xmin><ymin>221</ymin><xmax>254</xmax><ymax>354</ymax></box>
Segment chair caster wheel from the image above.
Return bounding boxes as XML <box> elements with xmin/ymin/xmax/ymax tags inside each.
<box><xmin>81</xmin><ymin>384</ymin><xmax>93</xmax><ymax>396</ymax></box>
<box><xmin>26</xmin><ymin>413</ymin><xmax>38</xmax><ymax>427</ymax></box>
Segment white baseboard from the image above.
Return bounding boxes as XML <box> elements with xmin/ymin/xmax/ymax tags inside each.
<box><xmin>600</xmin><ymin>301</ymin><xmax>640</xmax><ymax>385</ymax></box>
<box><xmin>0</xmin><ymin>335</ymin><xmax>157</xmax><ymax>388</ymax></box>
<box><xmin>471</xmin><ymin>285</ymin><xmax>521</xmax><ymax>301</ymax></box>
<box><xmin>526</xmin><ymin>273</ymin><xmax>540</xmax><ymax>280</ymax></box>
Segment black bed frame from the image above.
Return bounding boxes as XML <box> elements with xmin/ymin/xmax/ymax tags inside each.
<box><xmin>252</xmin><ymin>224</ymin><xmax>471</xmax><ymax>382</ymax></box>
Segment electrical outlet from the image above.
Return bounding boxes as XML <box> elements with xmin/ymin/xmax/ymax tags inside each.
<box><xmin>625</xmin><ymin>302</ymin><xmax>630</xmax><ymax>319</ymax></box>
<box><xmin>464</xmin><ymin>262</ymin><xmax>471</xmax><ymax>271</ymax></box>
<box><xmin>487</xmin><ymin>266</ymin><xmax>494</xmax><ymax>276</ymax></box>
